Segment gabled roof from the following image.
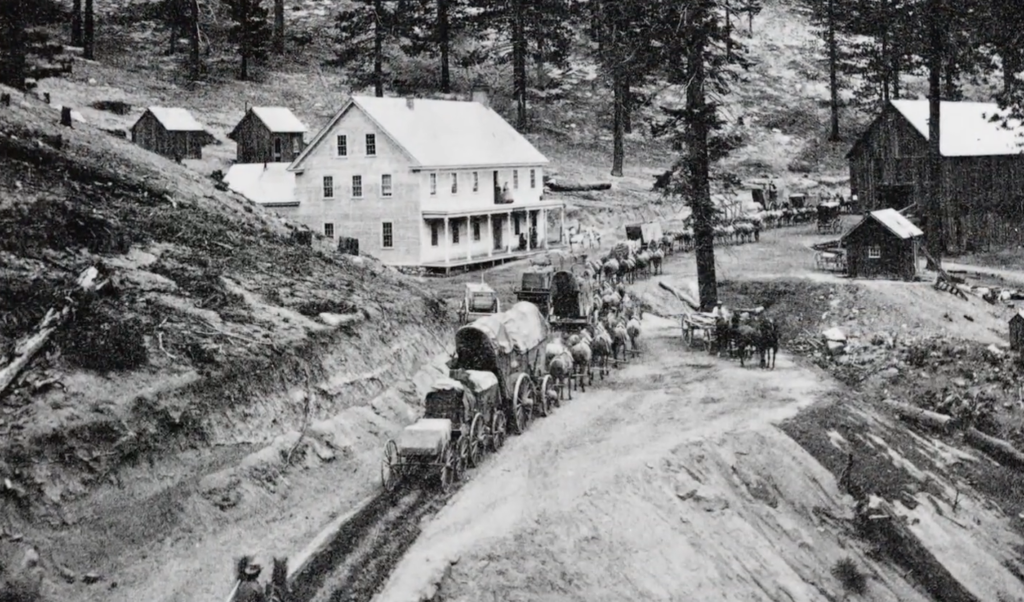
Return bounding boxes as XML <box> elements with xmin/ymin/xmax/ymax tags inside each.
<box><xmin>229</xmin><ymin>107</ymin><xmax>306</xmax><ymax>140</ymax></box>
<box><xmin>849</xmin><ymin>100</ymin><xmax>1024</xmax><ymax>158</ymax></box>
<box><xmin>137</xmin><ymin>107</ymin><xmax>205</xmax><ymax>132</ymax></box>
<box><xmin>841</xmin><ymin>208</ymin><xmax>923</xmax><ymax>243</ymax></box>
<box><xmin>223</xmin><ymin>163</ymin><xmax>297</xmax><ymax>206</ymax></box>
<box><xmin>289</xmin><ymin>95</ymin><xmax>548</xmax><ymax>171</ymax></box>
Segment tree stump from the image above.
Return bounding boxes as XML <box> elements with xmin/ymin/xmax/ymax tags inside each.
<box><xmin>60</xmin><ymin>106</ymin><xmax>73</xmax><ymax>127</ymax></box>
<box><xmin>1</xmin><ymin>93</ymin><xmax>10</xmax><ymax>107</ymax></box>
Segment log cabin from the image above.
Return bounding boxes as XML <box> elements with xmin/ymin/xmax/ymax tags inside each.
<box><xmin>130</xmin><ymin>107</ymin><xmax>207</xmax><ymax>161</ymax></box>
<box><xmin>228</xmin><ymin>106</ymin><xmax>306</xmax><ymax>164</ymax></box>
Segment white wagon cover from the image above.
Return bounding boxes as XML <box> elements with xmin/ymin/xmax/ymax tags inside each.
<box><xmin>464</xmin><ymin>301</ymin><xmax>548</xmax><ymax>355</ymax></box>
<box><xmin>397</xmin><ymin>418</ymin><xmax>452</xmax><ymax>456</ymax></box>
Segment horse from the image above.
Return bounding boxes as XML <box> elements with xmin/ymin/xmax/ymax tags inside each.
<box><xmin>547</xmin><ymin>350</ymin><xmax>574</xmax><ymax>401</ymax></box>
<box><xmin>265</xmin><ymin>558</ymin><xmax>289</xmax><ymax>602</ymax></box>
<box><xmin>757</xmin><ymin>316</ymin><xmax>779</xmax><ymax>369</ymax></box>
<box><xmin>589</xmin><ymin>325</ymin><xmax>613</xmax><ymax>379</ymax></box>
<box><xmin>611</xmin><ymin>320</ymin><xmax>629</xmax><ymax>364</ymax></box>
<box><xmin>602</xmin><ymin>258</ymin><xmax>620</xmax><ymax>282</ymax></box>
<box><xmin>626</xmin><ymin>317</ymin><xmax>642</xmax><ymax>353</ymax></box>
<box><xmin>650</xmin><ymin>249</ymin><xmax>664</xmax><ymax>275</ymax></box>
<box><xmin>570</xmin><ymin>336</ymin><xmax>593</xmax><ymax>391</ymax></box>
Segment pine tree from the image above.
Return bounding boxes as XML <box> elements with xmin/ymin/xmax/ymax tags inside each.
<box><xmin>160</xmin><ymin>0</ymin><xmax>191</xmax><ymax>55</ymax></box>
<box><xmin>273</xmin><ymin>0</ymin><xmax>284</xmax><ymax>53</ymax></box>
<box><xmin>223</xmin><ymin>0</ymin><xmax>271</xmax><ymax>80</ymax></box>
<box><xmin>0</xmin><ymin>0</ymin><xmax>26</xmax><ymax>89</ymax></box>
<box><xmin>71</xmin><ymin>0</ymin><xmax>83</xmax><ymax>46</ymax></box>
<box><xmin>334</xmin><ymin>0</ymin><xmax>402</xmax><ymax>96</ymax></box>
<box><xmin>83</xmin><ymin>0</ymin><xmax>94</xmax><ymax>59</ymax></box>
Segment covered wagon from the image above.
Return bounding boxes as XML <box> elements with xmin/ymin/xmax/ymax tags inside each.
<box><xmin>457</xmin><ymin>281</ymin><xmax>501</xmax><ymax>325</ymax></box>
<box><xmin>381</xmin><ymin>369</ymin><xmax>503</xmax><ymax>493</ymax></box>
<box><xmin>448</xmin><ymin>301</ymin><xmax>549</xmax><ymax>435</ymax></box>
<box><xmin>549</xmin><ymin>269</ymin><xmax>595</xmax><ymax>333</ymax></box>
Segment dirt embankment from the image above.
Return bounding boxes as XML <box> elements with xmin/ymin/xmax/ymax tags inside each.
<box><xmin>0</xmin><ymin>89</ymin><xmax>455</xmax><ymax>602</ymax></box>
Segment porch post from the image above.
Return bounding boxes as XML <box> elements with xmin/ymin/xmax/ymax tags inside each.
<box><xmin>506</xmin><ymin>211</ymin><xmax>512</xmax><ymax>254</ymax></box>
<box><xmin>443</xmin><ymin>217</ymin><xmax>450</xmax><ymax>264</ymax></box>
<box><xmin>466</xmin><ymin>217</ymin><xmax>472</xmax><ymax>261</ymax></box>
<box><xmin>560</xmin><ymin>205</ymin><xmax>566</xmax><ymax>244</ymax></box>
<box><xmin>487</xmin><ymin>214</ymin><xmax>493</xmax><ymax>257</ymax></box>
<box><xmin>542</xmin><ymin>209</ymin><xmax>548</xmax><ymax>249</ymax></box>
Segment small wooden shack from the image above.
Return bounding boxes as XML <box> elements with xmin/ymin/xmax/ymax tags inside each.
<box><xmin>1010</xmin><ymin>311</ymin><xmax>1024</xmax><ymax>351</ymax></box>
<box><xmin>228</xmin><ymin>106</ymin><xmax>306</xmax><ymax>164</ymax></box>
<box><xmin>130</xmin><ymin>107</ymin><xmax>207</xmax><ymax>161</ymax></box>
<box><xmin>841</xmin><ymin>208</ymin><xmax>923</xmax><ymax>281</ymax></box>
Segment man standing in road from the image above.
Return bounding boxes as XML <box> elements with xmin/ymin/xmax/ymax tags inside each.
<box><xmin>232</xmin><ymin>557</ymin><xmax>266</xmax><ymax>602</ymax></box>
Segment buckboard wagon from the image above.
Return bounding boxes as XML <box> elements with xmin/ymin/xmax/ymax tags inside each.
<box><xmin>514</xmin><ymin>267</ymin><xmax>553</xmax><ymax>316</ymax></box>
<box><xmin>381</xmin><ymin>369</ymin><xmax>503</xmax><ymax>493</ymax></box>
<box><xmin>812</xmin><ymin>239</ymin><xmax>846</xmax><ymax>272</ymax></box>
<box><xmin>681</xmin><ymin>312</ymin><xmax>716</xmax><ymax>352</ymax></box>
<box><xmin>817</xmin><ymin>202</ymin><xmax>842</xmax><ymax>234</ymax></box>
<box><xmin>457</xmin><ymin>281</ymin><xmax>501</xmax><ymax>325</ymax></box>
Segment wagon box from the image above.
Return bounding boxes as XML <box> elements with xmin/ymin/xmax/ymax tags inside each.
<box><xmin>396</xmin><ymin>419</ymin><xmax>452</xmax><ymax>456</ymax></box>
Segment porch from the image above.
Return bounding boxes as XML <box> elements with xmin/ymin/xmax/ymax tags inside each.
<box><xmin>421</xmin><ymin>200</ymin><xmax>566</xmax><ymax>273</ymax></box>
<box><xmin>419</xmin><ymin>245</ymin><xmax>562</xmax><ymax>274</ymax></box>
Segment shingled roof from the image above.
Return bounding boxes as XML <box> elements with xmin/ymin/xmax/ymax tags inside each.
<box><xmin>289</xmin><ymin>95</ymin><xmax>548</xmax><ymax>171</ymax></box>
<box><xmin>141</xmin><ymin>107</ymin><xmax>205</xmax><ymax>132</ymax></box>
<box><xmin>863</xmin><ymin>100</ymin><xmax>1024</xmax><ymax>157</ymax></box>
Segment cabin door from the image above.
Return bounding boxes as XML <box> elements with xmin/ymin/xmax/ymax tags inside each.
<box><xmin>493</xmin><ymin>217</ymin><xmax>503</xmax><ymax>250</ymax></box>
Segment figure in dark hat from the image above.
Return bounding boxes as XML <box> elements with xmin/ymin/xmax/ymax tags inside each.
<box><xmin>233</xmin><ymin>556</ymin><xmax>266</xmax><ymax>602</ymax></box>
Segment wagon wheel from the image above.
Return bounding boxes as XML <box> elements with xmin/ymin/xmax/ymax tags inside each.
<box><xmin>491</xmin><ymin>411</ymin><xmax>507</xmax><ymax>452</ymax></box>
<box><xmin>538</xmin><ymin>374</ymin><xmax>553</xmax><ymax>416</ymax></box>
<box><xmin>381</xmin><ymin>439</ymin><xmax>401</xmax><ymax>493</ymax></box>
<box><xmin>438</xmin><ymin>443</ymin><xmax>455</xmax><ymax>493</ymax></box>
<box><xmin>511</xmin><ymin>374</ymin><xmax>534</xmax><ymax>435</ymax></box>
<box><xmin>455</xmin><ymin>435</ymin><xmax>470</xmax><ymax>480</ymax></box>
<box><xmin>469</xmin><ymin>413</ymin><xmax>485</xmax><ymax>468</ymax></box>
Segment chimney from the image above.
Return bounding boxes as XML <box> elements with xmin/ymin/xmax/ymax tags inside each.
<box><xmin>406</xmin><ymin>97</ymin><xmax>415</xmax><ymax>110</ymax></box>
<box><xmin>470</xmin><ymin>86</ymin><xmax>490</xmax><ymax>108</ymax></box>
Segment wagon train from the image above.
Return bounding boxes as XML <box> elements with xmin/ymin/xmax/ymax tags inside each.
<box><xmin>549</xmin><ymin>269</ymin><xmax>596</xmax><ymax>334</ymax></box>
<box><xmin>380</xmin><ymin>370</ymin><xmax>503</xmax><ymax>493</ymax></box>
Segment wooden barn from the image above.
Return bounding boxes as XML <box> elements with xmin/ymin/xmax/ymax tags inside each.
<box><xmin>227</xmin><ymin>106</ymin><xmax>307</xmax><ymax>164</ymax></box>
<box><xmin>847</xmin><ymin>100</ymin><xmax>1024</xmax><ymax>254</ymax></box>
<box><xmin>841</xmin><ymin>208</ymin><xmax>923</xmax><ymax>281</ymax></box>
<box><xmin>130</xmin><ymin>107</ymin><xmax>208</xmax><ymax>161</ymax></box>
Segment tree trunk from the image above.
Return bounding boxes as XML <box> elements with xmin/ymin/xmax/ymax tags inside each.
<box><xmin>685</xmin><ymin>4</ymin><xmax>717</xmax><ymax>311</ymax></box>
<box><xmin>0</xmin><ymin>0</ymin><xmax>26</xmax><ymax>89</ymax></box>
<box><xmin>827</xmin><ymin>0</ymin><xmax>839</xmax><ymax>141</ymax></box>
<box><xmin>189</xmin><ymin>0</ymin><xmax>200</xmax><ymax>80</ymax></box>
<box><xmin>1002</xmin><ymin>51</ymin><xmax>1018</xmax><ymax>98</ymax></box>
<box><xmin>925</xmin><ymin>0</ymin><xmax>944</xmax><ymax>268</ymax></box>
<box><xmin>273</xmin><ymin>0</ymin><xmax>284</xmax><ymax>53</ymax></box>
<box><xmin>72</xmin><ymin>0</ymin><xmax>83</xmax><ymax>46</ymax></box>
<box><xmin>943</xmin><ymin>55</ymin><xmax>957</xmax><ymax>100</ymax></box>
<box><xmin>239</xmin><ymin>0</ymin><xmax>249</xmax><ymax>80</ymax></box>
<box><xmin>611</xmin><ymin>69</ymin><xmax>625</xmax><ymax>177</ymax></box>
<box><xmin>725</xmin><ymin>0</ymin><xmax>732</xmax><ymax>60</ymax></box>
<box><xmin>438</xmin><ymin>0</ymin><xmax>450</xmax><ymax>93</ymax></box>
<box><xmin>748</xmin><ymin>2</ymin><xmax>754</xmax><ymax>33</ymax></box>
<box><xmin>83</xmin><ymin>0</ymin><xmax>94</xmax><ymax>60</ymax></box>
<box><xmin>892</xmin><ymin>52</ymin><xmax>901</xmax><ymax>98</ymax></box>
<box><xmin>880</xmin><ymin>17</ymin><xmax>890</xmax><ymax>103</ymax></box>
<box><xmin>373</xmin><ymin>0</ymin><xmax>384</xmax><ymax>96</ymax></box>
<box><xmin>512</xmin><ymin>0</ymin><xmax>527</xmax><ymax>130</ymax></box>
<box><xmin>623</xmin><ymin>77</ymin><xmax>632</xmax><ymax>134</ymax></box>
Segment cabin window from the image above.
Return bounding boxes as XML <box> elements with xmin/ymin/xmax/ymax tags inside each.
<box><xmin>530</xmin><ymin>169</ymin><xmax>536</xmax><ymax>188</ymax></box>
<box><xmin>351</xmin><ymin>175</ymin><xmax>363</xmax><ymax>198</ymax></box>
<box><xmin>430</xmin><ymin>173</ymin><xmax>437</xmax><ymax>195</ymax></box>
<box><xmin>381</xmin><ymin>174</ymin><xmax>393</xmax><ymax>197</ymax></box>
<box><xmin>868</xmin><ymin>245</ymin><xmax>881</xmax><ymax>259</ymax></box>
<box><xmin>273</xmin><ymin>138</ymin><xmax>282</xmax><ymax>161</ymax></box>
<box><xmin>323</xmin><ymin>176</ymin><xmax>334</xmax><ymax>199</ymax></box>
<box><xmin>336</xmin><ymin>135</ymin><xmax>347</xmax><ymax>157</ymax></box>
<box><xmin>452</xmin><ymin>223</ymin><xmax>460</xmax><ymax>244</ymax></box>
<box><xmin>473</xmin><ymin>171</ymin><xmax>479</xmax><ymax>192</ymax></box>
<box><xmin>381</xmin><ymin>222</ymin><xmax>393</xmax><ymax>249</ymax></box>
<box><xmin>292</xmin><ymin>136</ymin><xmax>300</xmax><ymax>154</ymax></box>
<box><xmin>324</xmin><ymin>223</ymin><xmax>335</xmax><ymax>238</ymax></box>
<box><xmin>365</xmin><ymin>134</ymin><xmax>376</xmax><ymax>156</ymax></box>
<box><xmin>473</xmin><ymin>219</ymin><xmax>481</xmax><ymax>241</ymax></box>
<box><xmin>513</xmin><ymin>169</ymin><xmax>519</xmax><ymax>189</ymax></box>
<box><xmin>431</xmin><ymin>223</ymin><xmax>439</xmax><ymax>246</ymax></box>
<box><xmin>451</xmin><ymin>173</ymin><xmax>458</xmax><ymax>194</ymax></box>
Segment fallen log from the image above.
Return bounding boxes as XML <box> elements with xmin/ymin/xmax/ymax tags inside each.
<box><xmin>657</xmin><ymin>281</ymin><xmax>699</xmax><ymax>311</ymax></box>
<box><xmin>964</xmin><ymin>428</ymin><xmax>1024</xmax><ymax>470</ymax></box>
<box><xmin>880</xmin><ymin>399</ymin><xmax>956</xmax><ymax>433</ymax></box>
<box><xmin>545</xmin><ymin>181</ymin><xmax>612</xmax><ymax>192</ymax></box>
<box><xmin>0</xmin><ymin>266</ymin><xmax>106</xmax><ymax>400</ymax></box>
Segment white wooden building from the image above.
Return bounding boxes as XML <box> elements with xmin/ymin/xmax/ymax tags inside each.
<box><xmin>286</xmin><ymin>94</ymin><xmax>565</xmax><ymax>269</ymax></box>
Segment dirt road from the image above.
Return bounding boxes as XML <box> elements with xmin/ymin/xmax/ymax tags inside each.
<box><xmin>369</xmin><ymin>315</ymin><xmax>933</xmax><ymax>602</ymax></box>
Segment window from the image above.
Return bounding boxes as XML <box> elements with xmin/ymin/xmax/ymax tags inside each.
<box><xmin>430</xmin><ymin>173</ymin><xmax>437</xmax><ymax>195</ymax></box>
<box><xmin>452</xmin><ymin>223</ymin><xmax>460</xmax><ymax>244</ymax></box>
<box><xmin>431</xmin><ymin>223</ymin><xmax>439</xmax><ymax>246</ymax></box>
<box><xmin>382</xmin><ymin>222</ymin><xmax>393</xmax><ymax>249</ymax></box>
<box><xmin>513</xmin><ymin>217</ymin><xmax>520</xmax><ymax>235</ymax></box>
<box><xmin>473</xmin><ymin>171</ymin><xmax>479</xmax><ymax>192</ymax></box>
<box><xmin>473</xmin><ymin>220</ymin><xmax>481</xmax><ymax>241</ymax></box>
<box><xmin>323</xmin><ymin>176</ymin><xmax>334</xmax><ymax>198</ymax></box>
<box><xmin>365</xmin><ymin>134</ymin><xmax>376</xmax><ymax>156</ymax></box>
<box><xmin>351</xmin><ymin>175</ymin><xmax>363</xmax><ymax>197</ymax></box>
<box><xmin>513</xmin><ymin>170</ymin><xmax>519</xmax><ymax>189</ymax></box>
<box><xmin>381</xmin><ymin>174</ymin><xmax>393</xmax><ymax>197</ymax></box>
<box><xmin>324</xmin><ymin>223</ymin><xmax>335</xmax><ymax>238</ymax></box>
<box><xmin>292</xmin><ymin>136</ymin><xmax>300</xmax><ymax>154</ymax></box>
<box><xmin>451</xmin><ymin>173</ymin><xmax>458</xmax><ymax>194</ymax></box>
<box><xmin>336</xmin><ymin>135</ymin><xmax>347</xmax><ymax>157</ymax></box>
<box><xmin>868</xmin><ymin>245</ymin><xmax>881</xmax><ymax>259</ymax></box>
<box><xmin>530</xmin><ymin>168</ymin><xmax>536</xmax><ymax>189</ymax></box>
<box><xmin>273</xmin><ymin>138</ymin><xmax>282</xmax><ymax>161</ymax></box>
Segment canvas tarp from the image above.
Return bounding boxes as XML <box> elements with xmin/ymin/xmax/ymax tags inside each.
<box><xmin>397</xmin><ymin>418</ymin><xmax>452</xmax><ymax>455</ymax></box>
<box><xmin>641</xmin><ymin>222</ymin><xmax>663</xmax><ymax>243</ymax></box>
<box><xmin>461</xmin><ymin>370</ymin><xmax>499</xmax><ymax>394</ymax></box>
<box><xmin>502</xmin><ymin>302</ymin><xmax>549</xmax><ymax>352</ymax></box>
<box><xmin>429</xmin><ymin>377</ymin><xmax>466</xmax><ymax>393</ymax></box>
